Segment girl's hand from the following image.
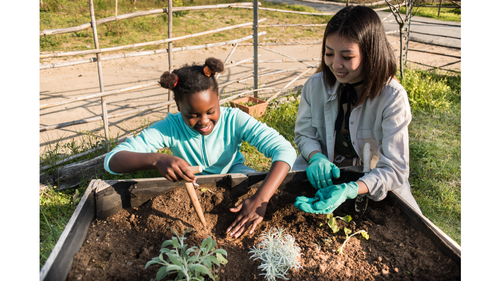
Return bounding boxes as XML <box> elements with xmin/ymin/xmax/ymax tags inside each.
<box><xmin>154</xmin><ymin>154</ymin><xmax>196</xmax><ymax>182</ymax></box>
<box><xmin>226</xmin><ymin>195</ymin><xmax>268</xmax><ymax>238</ymax></box>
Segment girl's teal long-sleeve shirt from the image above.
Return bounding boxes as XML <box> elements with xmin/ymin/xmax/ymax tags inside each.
<box><xmin>104</xmin><ymin>107</ymin><xmax>297</xmax><ymax>175</ymax></box>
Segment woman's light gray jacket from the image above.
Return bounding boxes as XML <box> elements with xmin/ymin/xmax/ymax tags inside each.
<box><xmin>293</xmin><ymin>72</ymin><xmax>421</xmax><ymax>213</ymax></box>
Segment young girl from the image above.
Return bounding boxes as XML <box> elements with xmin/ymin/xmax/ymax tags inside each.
<box><xmin>293</xmin><ymin>6</ymin><xmax>421</xmax><ymax>214</ymax></box>
<box><xmin>104</xmin><ymin>57</ymin><xmax>296</xmax><ymax>238</ymax></box>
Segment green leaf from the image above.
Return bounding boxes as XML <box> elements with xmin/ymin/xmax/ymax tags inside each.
<box><xmin>170</xmin><ymin>227</ymin><xmax>179</xmax><ymax>238</ymax></box>
<box><xmin>186</xmin><ymin>248</ymin><xmax>197</xmax><ymax>256</ymax></box>
<box><xmin>200</xmin><ymin>238</ymin><xmax>210</xmax><ymax>252</ymax></box>
<box><xmin>341</xmin><ymin>215</ymin><xmax>352</xmax><ymax>223</ymax></box>
<box><xmin>327</xmin><ymin>215</ymin><xmax>340</xmax><ymax>233</ymax></box>
<box><xmin>160</xmin><ymin>248</ymin><xmax>173</xmax><ymax>254</ymax></box>
<box><xmin>165</xmin><ymin>252</ymin><xmax>183</xmax><ymax>266</ymax></box>
<box><xmin>182</xmin><ymin>228</ymin><xmax>192</xmax><ymax>237</ymax></box>
<box><xmin>213</xmin><ymin>249</ymin><xmax>227</xmax><ymax>257</ymax></box>
<box><xmin>165</xmin><ymin>264</ymin><xmax>183</xmax><ymax>273</ymax></box>
<box><xmin>162</xmin><ymin>240</ymin><xmax>173</xmax><ymax>248</ymax></box>
<box><xmin>201</xmin><ymin>188</ymin><xmax>208</xmax><ymax>192</ymax></box>
<box><xmin>361</xmin><ymin>231</ymin><xmax>370</xmax><ymax>240</ymax></box>
<box><xmin>189</xmin><ymin>264</ymin><xmax>210</xmax><ymax>275</ymax></box>
<box><xmin>201</xmin><ymin>257</ymin><xmax>213</xmax><ymax>268</ymax></box>
<box><xmin>159</xmin><ymin>253</ymin><xmax>165</xmax><ymax>262</ymax></box>
<box><xmin>156</xmin><ymin>266</ymin><xmax>168</xmax><ymax>281</ymax></box>
<box><xmin>145</xmin><ymin>257</ymin><xmax>161</xmax><ymax>269</ymax></box>
<box><xmin>206</xmin><ymin>255</ymin><xmax>220</xmax><ymax>266</ymax></box>
<box><xmin>208</xmin><ymin>238</ymin><xmax>216</xmax><ymax>252</ymax></box>
<box><xmin>188</xmin><ymin>255</ymin><xmax>202</xmax><ymax>263</ymax></box>
<box><xmin>172</xmin><ymin>237</ymin><xmax>179</xmax><ymax>248</ymax></box>
<box><xmin>344</xmin><ymin>227</ymin><xmax>352</xmax><ymax>236</ymax></box>
<box><xmin>216</xmin><ymin>252</ymin><xmax>228</xmax><ymax>265</ymax></box>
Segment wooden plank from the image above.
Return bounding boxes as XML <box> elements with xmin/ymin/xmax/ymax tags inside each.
<box><xmin>95</xmin><ymin>175</ymin><xmax>232</xmax><ymax>219</ymax></box>
<box><xmin>41</xmin><ymin>171</ymin><xmax>461</xmax><ymax>280</ymax></box>
<box><xmin>387</xmin><ymin>191</ymin><xmax>461</xmax><ymax>264</ymax></box>
<box><xmin>40</xmin><ymin>3</ymin><xmax>255</xmax><ymax>36</ymax></box>
<box><xmin>39</xmin><ymin>179</ymin><xmax>99</xmax><ymax>281</ymax></box>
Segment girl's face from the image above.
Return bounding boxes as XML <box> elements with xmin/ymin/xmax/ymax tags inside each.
<box><xmin>324</xmin><ymin>33</ymin><xmax>364</xmax><ymax>85</ymax></box>
<box><xmin>177</xmin><ymin>89</ymin><xmax>220</xmax><ymax>136</ymax></box>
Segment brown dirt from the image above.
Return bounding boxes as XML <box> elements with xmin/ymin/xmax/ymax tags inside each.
<box><xmin>68</xmin><ymin>184</ymin><xmax>460</xmax><ymax>281</ymax></box>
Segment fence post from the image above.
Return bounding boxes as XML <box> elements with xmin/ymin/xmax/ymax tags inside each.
<box><xmin>168</xmin><ymin>0</ymin><xmax>173</xmax><ymax>113</ymax></box>
<box><xmin>89</xmin><ymin>0</ymin><xmax>110</xmax><ymax>151</ymax></box>
<box><xmin>438</xmin><ymin>0</ymin><xmax>442</xmax><ymax>17</ymax></box>
<box><xmin>253</xmin><ymin>0</ymin><xmax>259</xmax><ymax>97</ymax></box>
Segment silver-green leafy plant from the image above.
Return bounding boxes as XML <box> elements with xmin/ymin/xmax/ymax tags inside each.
<box><xmin>248</xmin><ymin>227</ymin><xmax>302</xmax><ymax>281</ymax></box>
<box><xmin>145</xmin><ymin>228</ymin><xmax>228</xmax><ymax>281</ymax></box>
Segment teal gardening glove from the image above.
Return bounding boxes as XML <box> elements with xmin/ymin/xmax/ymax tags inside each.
<box><xmin>306</xmin><ymin>153</ymin><xmax>340</xmax><ymax>189</ymax></box>
<box><xmin>294</xmin><ymin>182</ymin><xmax>359</xmax><ymax>214</ymax></box>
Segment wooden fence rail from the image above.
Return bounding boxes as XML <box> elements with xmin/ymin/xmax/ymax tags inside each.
<box><xmin>40</xmin><ymin>32</ymin><xmax>265</xmax><ymax>69</ymax></box>
<box><xmin>298</xmin><ymin>0</ymin><xmax>387</xmax><ymax>7</ymax></box>
<box><xmin>40</xmin><ymin>3</ymin><xmax>255</xmax><ymax>36</ymax></box>
<box><xmin>40</xmin><ymin>19</ymin><xmax>266</xmax><ymax>59</ymax></box>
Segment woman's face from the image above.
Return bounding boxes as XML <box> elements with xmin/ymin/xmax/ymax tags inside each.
<box><xmin>177</xmin><ymin>89</ymin><xmax>220</xmax><ymax>135</ymax></box>
<box><xmin>324</xmin><ymin>33</ymin><xmax>364</xmax><ymax>85</ymax></box>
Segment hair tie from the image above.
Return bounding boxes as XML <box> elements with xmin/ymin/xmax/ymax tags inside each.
<box><xmin>173</xmin><ymin>76</ymin><xmax>178</xmax><ymax>87</ymax></box>
<box><xmin>203</xmin><ymin>65</ymin><xmax>212</xmax><ymax>77</ymax></box>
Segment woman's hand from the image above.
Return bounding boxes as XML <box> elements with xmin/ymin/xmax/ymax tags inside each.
<box><xmin>154</xmin><ymin>154</ymin><xmax>196</xmax><ymax>182</ymax></box>
<box><xmin>226</xmin><ymin>195</ymin><xmax>268</xmax><ymax>238</ymax></box>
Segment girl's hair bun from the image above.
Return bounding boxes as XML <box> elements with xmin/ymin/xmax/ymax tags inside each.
<box><xmin>204</xmin><ymin>57</ymin><xmax>224</xmax><ymax>76</ymax></box>
<box><xmin>159</xmin><ymin>71</ymin><xmax>178</xmax><ymax>89</ymax></box>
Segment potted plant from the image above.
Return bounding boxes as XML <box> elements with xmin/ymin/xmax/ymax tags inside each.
<box><xmin>230</xmin><ymin>96</ymin><xmax>268</xmax><ymax>118</ymax></box>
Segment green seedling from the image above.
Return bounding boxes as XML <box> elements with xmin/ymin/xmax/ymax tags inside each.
<box><xmin>338</xmin><ymin>230</ymin><xmax>369</xmax><ymax>255</ymax></box>
<box><xmin>145</xmin><ymin>228</ymin><xmax>227</xmax><ymax>281</ymax></box>
<box><xmin>249</xmin><ymin>227</ymin><xmax>302</xmax><ymax>281</ymax></box>
<box><xmin>326</xmin><ymin>214</ymin><xmax>352</xmax><ymax>234</ymax></box>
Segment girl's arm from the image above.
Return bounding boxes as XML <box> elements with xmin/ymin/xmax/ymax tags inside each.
<box><xmin>226</xmin><ymin>160</ymin><xmax>290</xmax><ymax>238</ymax></box>
<box><xmin>104</xmin><ymin>117</ymin><xmax>196</xmax><ymax>182</ymax></box>
<box><xmin>109</xmin><ymin>151</ymin><xmax>196</xmax><ymax>182</ymax></box>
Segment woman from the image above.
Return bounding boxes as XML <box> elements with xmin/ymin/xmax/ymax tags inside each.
<box><xmin>293</xmin><ymin>6</ymin><xmax>421</xmax><ymax>214</ymax></box>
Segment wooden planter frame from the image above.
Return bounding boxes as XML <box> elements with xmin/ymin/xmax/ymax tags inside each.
<box><xmin>39</xmin><ymin>168</ymin><xmax>461</xmax><ymax>281</ymax></box>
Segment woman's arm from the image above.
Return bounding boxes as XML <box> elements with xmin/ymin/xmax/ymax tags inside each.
<box><xmin>226</xmin><ymin>160</ymin><xmax>290</xmax><ymax>238</ymax></box>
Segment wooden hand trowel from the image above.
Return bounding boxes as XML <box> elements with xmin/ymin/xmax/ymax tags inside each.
<box><xmin>185</xmin><ymin>166</ymin><xmax>207</xmax><ymax>227</ymax></box>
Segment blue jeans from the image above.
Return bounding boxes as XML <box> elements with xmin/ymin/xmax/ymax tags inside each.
<box><xmin>227</xmin><ymin>163</ymin><xmax>258</xmax><ymax>174</ymax></box>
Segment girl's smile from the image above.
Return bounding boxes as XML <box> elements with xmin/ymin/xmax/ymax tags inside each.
<box><xmin>324</xmin><ymin>33</ymin><xmax>364</xmax><ymax>86</ymax></box>
<box><xmin>177</xmin><ymin>89</ymin><xmax>220</xmax><ymax>135</ymax></box>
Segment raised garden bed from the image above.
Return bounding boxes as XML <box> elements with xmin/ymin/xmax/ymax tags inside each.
<box><xmin>40</xmin><ymin>169</ymin><xmax>460</xmax><ymax>281</ymax></box>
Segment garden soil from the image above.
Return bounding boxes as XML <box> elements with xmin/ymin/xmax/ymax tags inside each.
<box><xmin>67</xmin><ymin>183</ymin><xmax>460</xmax><ymax>281</ymax></box>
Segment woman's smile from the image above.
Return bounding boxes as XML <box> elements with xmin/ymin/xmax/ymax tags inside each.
<box><xmin>324</xmin><ymin>33</ymin><xmax>364</xmax><ymax>85</ymax></box>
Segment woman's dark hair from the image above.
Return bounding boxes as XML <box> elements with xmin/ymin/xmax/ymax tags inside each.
<box><xmin>159</xmin><ymin>57</ymin><xmax>224</xmax><ymax>102</ymax></box>
<box><xmin>318</xmin><ymin>6</ymin><xmax>397</xmax><ymax>105</ymax></box>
